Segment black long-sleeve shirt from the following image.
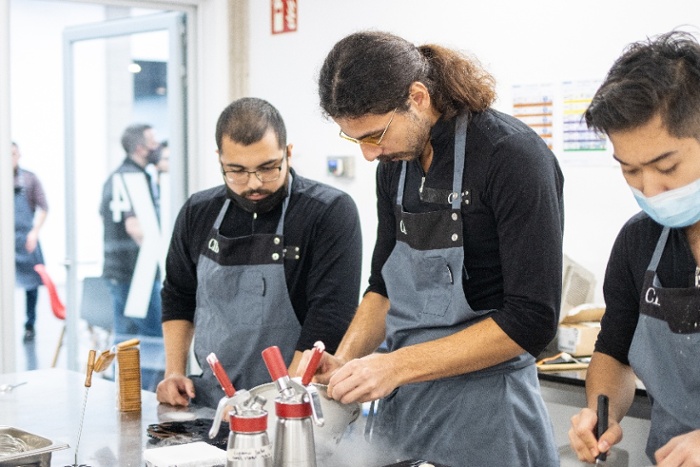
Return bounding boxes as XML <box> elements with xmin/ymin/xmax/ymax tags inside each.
<box><xmin>161</xmin><ymin>169</ymin><xmax>363</xmax><ymax>353</ymax></box>
<box><xmin>596</xmin><ymin>212</ymin><xmax>697</xmax><ymax>365</ymax></box>
<box><xmin>367</xmin><ymin>109</ymin><xmax>565</xmax><ymax>356</ymax></box>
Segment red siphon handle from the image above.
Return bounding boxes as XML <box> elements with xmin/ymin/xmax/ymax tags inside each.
<box><xmin>262</xmin><ymin>346</ymin><xmax>288</xmax><ymax>381</ymax></box>
<box><xmin>301</xmin><ymin>341</ymin><xmax>325</xmax><ymax>386</ymax></box>
<box><xmin>206</xmin><ymin>352</ymin><xmax>235</xmax><ymax>398</ymax></box>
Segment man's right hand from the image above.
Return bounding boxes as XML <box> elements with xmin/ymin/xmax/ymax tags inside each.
<box><xmin>156</xmin><ymin>374</ymin><xmax>196</xmax><ymax>407</ymax></box>
<box><xmin>569</xmin><ymin>407</ymin><xmax>622</xmax><ymax>463</ymax></box>
<box><xmin>295</xmin><ymin>350</ymin><xmax>346</xmax><ymax>386</ymax></box>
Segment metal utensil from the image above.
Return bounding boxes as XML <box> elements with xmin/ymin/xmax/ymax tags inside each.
<box><xmin>0</xmin><ymin>381</ymin><xmax>27</xmax><ymax>393</ymax></box>
<box><xmin>596</xmin><ymin>394</ymin><xmax>609</xmax><ymax>465</ymax></box>
<box><xmin>73</xmin><ymin>349</ymin><xmax>96</xmax><ymax>467</ymax></box>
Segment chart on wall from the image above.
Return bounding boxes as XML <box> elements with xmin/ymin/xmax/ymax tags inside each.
<box><xmin>512</xmin><ymin>80</ymin><xmax>608</xmax><ymax>160</ymax></box>
<box><xmin>562</xmin><ymin>80</ymin><xmax>607</xmax><ymax>152</ymax></box>
<box><xmin>512</xmin><ymin>83</ymin><xmax>554</xmax><ymax>150</ymax></box>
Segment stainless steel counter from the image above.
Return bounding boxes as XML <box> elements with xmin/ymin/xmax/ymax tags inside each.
<box><xmin>0</xmin><ymin>367</ymin><xmax>654</xmax><ymax>466</ymax></box>
<box><xmin>0</xmin><ymin>368</ymin><xmax>213</xmax><ymax>466</ymax></box>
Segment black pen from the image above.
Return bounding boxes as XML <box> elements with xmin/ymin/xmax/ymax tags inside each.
<box><xmin>595</xmin><ymin>394</ymin><xmax>609</xmax><ymax>465</ymax></box>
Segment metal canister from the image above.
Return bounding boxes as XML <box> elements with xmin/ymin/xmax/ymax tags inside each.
<box><xmin>272</xmin><ymin>398</ymin><xmax>317</xmax><ymax>467</ymax></box>
<box><xmin>227</xmin><ymin>409</ymin><xmax>273</xmax><ymax>467</ymax></box>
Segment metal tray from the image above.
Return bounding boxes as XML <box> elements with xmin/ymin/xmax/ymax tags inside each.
<box><xmin>0</xmin><ymin>425</ymin><xmax>69</xmax><ymax>467</ymax></box>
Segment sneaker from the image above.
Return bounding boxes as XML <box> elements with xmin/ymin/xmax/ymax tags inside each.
<box><xmin>23</xmin><ymin>329</ymin><xmax>35</xmax><ymax>342</ymax></box>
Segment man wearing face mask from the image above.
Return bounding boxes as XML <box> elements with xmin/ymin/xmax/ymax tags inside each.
<box><xmin>569</xmin><ymin>31</ymin><xmax>700</xmax><ymax>467</ymax></box>
<box><xmin>156</xmin><ymin>98</ymin><xmax>362</xmax><ymax>409</ymax></box>
<box><xmin>100</xmin><ymin>123</ymin><xmax>164</xmax><ymax>389</ymax></box>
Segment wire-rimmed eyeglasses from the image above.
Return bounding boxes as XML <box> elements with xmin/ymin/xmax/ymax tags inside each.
<box><xmin>221</xmin><ymin>155</ymin><xmax>286</xmax><ymax>185</ymax></box>
<box><xmin>339</xmin><ymin>108</ymin><xmax>397</xmax><ymax>147</ymax></box>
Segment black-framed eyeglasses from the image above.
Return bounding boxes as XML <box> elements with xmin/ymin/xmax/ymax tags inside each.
<box><xmin>339</xmin><ymin>108</ymin><xmax>397</xmax><ymax>147</ymax></box>
<box><xmin>221</xmin><ymin>155</ymin><xmax>286</xmax><ymax>185</ymax></box>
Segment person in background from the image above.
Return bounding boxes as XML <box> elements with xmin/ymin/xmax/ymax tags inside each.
<box><xmin>569</xmin><ymin>31</ymin><xmax>700</xmax><ymax>467</ymax></box>
<box><xmin>145</xmin><ymin>139</ymin><xmax>169</xmax><ymax>211</ymax></box>
<box><xmin>12</xmin><ymin>142</ymin><xmax>48</xmax><ymax>343</ymax></box>
<box><xmin>156</xmin><ymin>140</ymin><xmax>169</xmax><ymax>175</ymax></box>
<box><xmin>156</xmin><ymin>97</ymin><xmax>362</xmax><ymax>409</ymax></box>
<box><xmin>100</xmin><ymin>123</ymin><xmax>163</xmax><ymax>390</ymax></box>
<box><xmin>297</xmin><ymin>31</ymin><xmax>564</xmax><ymax>466</ymax></box>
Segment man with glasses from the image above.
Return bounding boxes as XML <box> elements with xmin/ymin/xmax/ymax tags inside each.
<box><xmin>298</xmin><ymin>31</ymin><xmax>564</xmax><ymax>466</ymax></box>
<box><xmin>156</xmin><ymin>97</ymin><xmax>362</xmax><ymax>409</ymax></box>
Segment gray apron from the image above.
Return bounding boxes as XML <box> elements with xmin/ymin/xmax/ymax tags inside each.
<box><xmin>14</xmin><ymin>174</ymin><xmax>44</xmax><ymax>289</ymax></box>
<box><xmin>369</xmin><ymin>115</ymin><xmax>559</xmax><ymax>466</ymax></box>
<box><xmin>192</xmin><ymin>180</ymin><xmax>300</xmax><ymax>408</ymax></box>
<box><xmin>629</xmin><ymin>227</ymin><xmax>700</xmax><ymax>462</ymax></box>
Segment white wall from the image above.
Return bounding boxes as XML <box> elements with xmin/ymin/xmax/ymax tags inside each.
<box><xmin>10</xmin><ymin>1</ymin><xmax>106</xmax><ymax>281</ymax></box>
<box><xmin>242</xmin><ymin>0</ymin><xmax>698</xmax><ymax>302</ymax></box>
<box><xmin>9</xmin><ymin>0</ymin><xmax>699</xmax><ymax>305</ymax></box>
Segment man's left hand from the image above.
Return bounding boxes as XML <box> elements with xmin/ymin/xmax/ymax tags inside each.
<box><xmin>327</xmin><ymin>352</ymin><xmax>400</xmax><ymax>403</ymax></box>
<box><xmin>656</xmin><ymin>429</ymin><xmax>700</xmax><ymax>466</ymax></box>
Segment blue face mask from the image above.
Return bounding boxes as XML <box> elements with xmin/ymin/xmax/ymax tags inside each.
<box><xmin>631</xmin><ymin>178</ymin><xmax>700</xmax><ymax>228</ymax></box>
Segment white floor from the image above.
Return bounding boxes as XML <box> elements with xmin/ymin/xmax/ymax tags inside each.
<box><xmin>12</xmin><ymin>287</ymin><xmax>111</xmax><ymax>373</ymax></box>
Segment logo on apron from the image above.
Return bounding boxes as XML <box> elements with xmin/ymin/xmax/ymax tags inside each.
<box><xmin>208</xmin><ymin>238</ymin><xmax>220</xmax><ymax>253</ymax></box>
<box><xmin>644</xmin><ymin>287</ymin><xmax>661</xmax><ymax>307</ymax></box>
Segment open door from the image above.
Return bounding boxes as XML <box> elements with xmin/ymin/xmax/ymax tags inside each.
<box><xmin>62</xmin><ymin>12</ymin><xmax>186</xmax><ymax>371</ymax></box>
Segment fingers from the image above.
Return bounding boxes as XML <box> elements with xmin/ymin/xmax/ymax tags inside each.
<box><xmin>655</xmin><ymin>429</ymin><xmax>700</xmax><ymax>467</ymax></box>
<box><xmin>569</xmin><ymin>407</ymin><xmax>624</xmax><ymax>464</ymax></box>
<box><xmin>327</xmin><ymin>358</ymin><xmax>391</xmax><ymax>404</ymax></box>
<box><xmin>156</xmin><ymin>376</ymin><xmax>195</xmax><ymax>407</ymax></box>
<box><xmin>294</xmin><ymin>349</ymin><xmax>314</xmax><ymax>379</ymax></box>
<box><xmin>569</xmin><ymin>408</ymin><xmax>603</xmax><ymax>463</ymax></box>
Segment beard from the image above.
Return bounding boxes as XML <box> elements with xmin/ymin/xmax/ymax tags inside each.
<box><xmin>225</xmin><ymin>181</ymin><xmax>288</xmax><ymax>214</ymax></box>
<box><xmin>376</xmin><ymin>110</ymin><xmax>433</xmax><ymax>164</ymax></box>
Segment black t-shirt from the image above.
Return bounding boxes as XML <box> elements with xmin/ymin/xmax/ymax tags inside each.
<box><xmin>596</xmin><ymin>212</ymin><xmax>697</xmax><ymax>365</ymax></box>
<box><xmin>161</xmin><ymin>169</ymin><xmax>363</xmax><ymax>353</ymax></box>
<box><xmin>100</xmin><ymin>157</ymin><xmax>157</xmax><ymax>283</ymax></box>
<box><xmin>368</xmin><ymin>109</ymin><xmax>565</xmax><ymax>356</ymax></box>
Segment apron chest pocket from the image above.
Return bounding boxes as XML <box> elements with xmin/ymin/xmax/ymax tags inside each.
<box><xmin>415</xmin><ymin>256</ymin><xmax>453</xmax><ymax>317</ymax></box>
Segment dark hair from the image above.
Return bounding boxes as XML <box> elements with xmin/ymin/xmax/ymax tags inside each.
<box><xmin>121</xmin><ymin>123</ymin><xmax>152</xmax><ymax>155</ymax></box>
<box><xmin>318</xmin><ymin>31</ymin><xmax>496</xmax><ymax>120</ymax></box>
<box><xmin>586</xmin><ymin>30</ymin><xmax>700</xmax><ymax>138</ymax></box>
<box><xmin>215</xmin><ymin>97</ymin><xmax>287</xmax><ymax>151</ymax></box>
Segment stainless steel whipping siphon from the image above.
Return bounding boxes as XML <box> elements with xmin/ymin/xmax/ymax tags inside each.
<box><xmin>207</xmin><ymin>352</ymin><xmax>273</xmax><ymax>467</ymax></box>
<box><xmin>261</xmin><ymin>343</ymin><xmax>325</xmax><ymax>467</ymax></box>
<box><xmin>225</xmin><ymin>402</ymin><xmax>273</xmax><ymax>467</ymax></box>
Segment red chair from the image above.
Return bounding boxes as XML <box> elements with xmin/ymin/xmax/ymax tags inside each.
<box><xmin>33</xmin><ymin>264</ymin><xmax>66</xmax><ymax>367</ymax></box>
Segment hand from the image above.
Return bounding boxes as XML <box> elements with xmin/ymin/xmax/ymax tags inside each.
<box><xmin>295</xmin><ymin>350</ymin><xmax>345</xmax><ymax>385</ymax></box>
<box><xmin>569</xmin><ymin>407</ymin><xmax>622</xmax><ymax>463</ymax></box>
<box><xmin>156</xmin><ymin>374</ymin><xmax>195</xmax><ymax>407</ymax></box>
<box><xmin>327</xmin><ymin>352</ymin><xmax>400</xmax><ymax>404</ymax></box>
<box><xmin>656</xmin><ymin>429</ymin><xmax>700</xmax><ymax>466</ymax></box>
<box><xmin>24</xmin><ymin>229</ymin><xmax>38</xmax><ymax>253</ymax></box>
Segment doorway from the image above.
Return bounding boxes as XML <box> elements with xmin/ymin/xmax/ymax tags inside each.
<box><xmin>61</xmin><ymin>11</ymin><xmax>187</xmax><ymax>372</ymax></box>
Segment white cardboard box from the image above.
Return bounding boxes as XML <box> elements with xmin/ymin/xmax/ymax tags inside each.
<box><xmin>557</xmin><ymin>304</ymin><xmax>605</xmax><ymax>357</ymax></box>
<box><xmin>144</xmin><ymin>441</ymin><xmax>226</xmax><ymax>467</ymax></box>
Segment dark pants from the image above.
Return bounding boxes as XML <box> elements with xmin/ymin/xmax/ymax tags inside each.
<box><xmin>25</xmin><ymin>287</ymin><xmax>38</xmax><ymax>330</ymax></box>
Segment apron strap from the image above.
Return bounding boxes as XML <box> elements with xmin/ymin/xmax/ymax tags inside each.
<box><xmin>647</xmin><ymin>226</ymin><xmax>671</xmax><ymax>272</ymax></box>
<box><xmin>213</xmin><ymin>198</ymin><xmax>231</xmax><ymax>230</ymax></box>
<box><xmin>275</xmin><ymin>173</ymin><xmax>293</xmax><ymax>236</ymax></box>
<box><xmin>451</xmin><ymin>114</ymin><xmax>468</xmax><ymax>210</ymax></box>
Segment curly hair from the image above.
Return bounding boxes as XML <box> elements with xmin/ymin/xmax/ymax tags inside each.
<box><xmin>319</xmin><ymin>31</ymin><xmax>496</xmax><ymax>120</ymax></box>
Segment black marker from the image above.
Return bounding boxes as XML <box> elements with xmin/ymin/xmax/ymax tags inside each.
<box><xmin>595</xmin><ymin>394</ymin><xmax>609</xmax><ymax>465</ymax></box>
